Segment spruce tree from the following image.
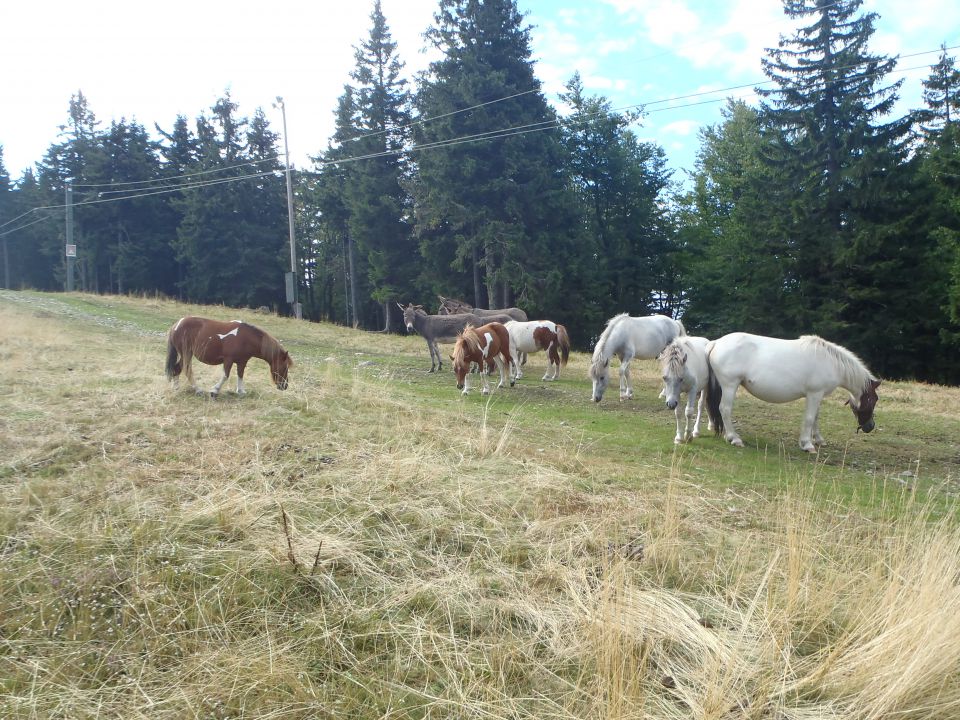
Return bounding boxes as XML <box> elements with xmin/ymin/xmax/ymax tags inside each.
<box><xmin>559</xmin><ymin>73</ymin><xmax>673</xmax><ymax>322</ymax></box>
<box><xmin>919</xmin><ymin>44</ymin><xmax>960</xmax><ymax>135</ymax></box>
<box><xmin>412</xmin><ymin>0</ymin><xmax>582</xmax><ymax>320</ymax></box>
<box><xmin>758</xmin><ymin>0</ymin><xmax>920</xmax><ymax>373</ymax></box>
<box><xmin>339</xmin><ymin>0</ymin><xmax>415</xmax><ymax>330</ymax></box>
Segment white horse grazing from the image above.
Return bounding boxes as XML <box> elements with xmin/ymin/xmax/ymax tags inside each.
<box><xmin>589</xmin><ymin>313</ymin><xmax>686</xmax><ymax>402</ymax></box>
<box><xmin>505</xmin><ymin>320</ymin><xmax>570</xmax><ymax>381</ymax></box>
<box><xmin>659</xmin><ymin>336</ymin><xmax>711</xmax><ymax>444</ymax></box>
<box><xmin>704</xmin><ymin>333</ymin><xmax>881</xmax><ymax>453</ymax></box>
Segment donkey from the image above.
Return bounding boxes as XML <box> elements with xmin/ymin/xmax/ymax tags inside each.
<box><xmin>399</xmin><ymin>303</ymin><xmax>514</xmax><ymax>372</ymax></box>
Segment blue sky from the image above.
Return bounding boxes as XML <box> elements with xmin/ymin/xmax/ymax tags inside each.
<box><xmin>1</xmin><ymin>0</ymin><xmax>957</xmax><ymax>183</ymax></box>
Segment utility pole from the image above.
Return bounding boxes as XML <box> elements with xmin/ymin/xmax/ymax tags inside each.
<box><xmin>65</xmin><ymin>182</ymin><xmax>75</xmax><ymax>292</ymax></box>
<box><xmin>275</xmin><ymin>97</ymin><xmax>301</xmax><ymax>319</ymax></box>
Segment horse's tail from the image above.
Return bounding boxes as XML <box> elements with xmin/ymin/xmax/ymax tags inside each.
<box><xmin>165</xmin><ymin>332</ymin><xmax>182</xmax><ymax>379</ymax></box>
<box><xmin>556</xmin><ymin>324</ymin><xmax>571</xmax><ymax>367</ymax></box>
<box><xmin>704</xmin><ymin>347</ymin><xmax>724</xmax><ymax>437</ymax></box>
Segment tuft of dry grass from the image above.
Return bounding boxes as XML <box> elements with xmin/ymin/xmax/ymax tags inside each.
<box><xmin>2</xmin><ymin>291</ymin><xmax>960</xmax><ymax>719</ymax></box>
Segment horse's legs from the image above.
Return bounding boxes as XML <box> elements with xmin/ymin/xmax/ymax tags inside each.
<box><xmin>692</xmin><ymin>388</ymin><xmax>706</xmax><ymax>437</ymax></box>
<box><xmin>493</xmin><ymin>356</ymin><xmax>507</xmax><ymax>389</ymax></box>
<box><xmin>480</xmin><ymin>363</ymin><xmax>492</xmax><ymax>395</ymax></box>
<box><xmin>673</xmin><ymin>403</ymin><xmax>684</xmax><ymax>444</ymax></box>
<box><xmin>800</xmin><ymin>393</ymin><xmax>824</xmax><ymax>453</ymax></box>
<box><xmin>183</xmin><ymin>354</ymin><xmax>199</xmax><ymax>394</ymax></box>
<box><xmin>211</xmin><ymin>360</ymin><xmax>233</xmax><ymax>397</ymax></box>
<box><xmin>718</xmin><ymin>384</ymin><xmax>743</xmax><ymax>447</ymax></box>
<box><xmin>543</xmin><ymin>343</ymin><xmax>559</xmax><ymax>381</ymax></box>
<box><xmin>683</xmin><ymin>390</ymin><xmax>700</xmax><ymax>442</ymax></box>
<box><xmin>236</xmin><ymin>359</ymin><xmax>248</xmax><ymax>395</ymax></box>
<box><xmin>619</xmin><ymin>355</ymin><xmax>634</xmax><ymax>400</ymax></box>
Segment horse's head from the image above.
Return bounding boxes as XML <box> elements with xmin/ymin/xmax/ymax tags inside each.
<box><xmin>589</xmin><ymin>359</ymin><xmax>610</xmax><ymax>402</ymax></box>
<box><xmin>272</xmin><ymin>350</ymin><xmax>293</xmax><ymax>390</ymax></box>
<box><xmin>450</xmin><ymin>329</ymin><xmax>477</xmax><ymax>391</ymax></box>
<box><xmin>847</xmin><ymin>378</ymin><xmax>880</xmax><ymax>433</ymax></box>
<box><xmin>659</xmin><ymin>345</ymin><xmax>687</xmax><ymax>410</ymax></box>
<box><xmin>398</xmin><ymin>303</ymin><xmax>424</xmax><ymax>333</ymax></box>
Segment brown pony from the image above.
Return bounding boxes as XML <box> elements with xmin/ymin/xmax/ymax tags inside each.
<box><xmin>450</xmin><ymin>322</ymin><xmax>514</xmax><ymax>395</ymax></box>
<box><xmin>165</xmin><ymin>316</ymin><xmax>293</xmax><ymax>397</ymax></box>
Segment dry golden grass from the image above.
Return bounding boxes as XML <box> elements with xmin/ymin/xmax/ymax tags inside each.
<box><xmin>2</xmin><ymin>291</ymin><xmax>960</xmax><ymax>719</ymax></box>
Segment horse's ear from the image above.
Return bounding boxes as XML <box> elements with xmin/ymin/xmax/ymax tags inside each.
<box><xmin>872</xmin><ymin>379</ymin><xmax>881</xmax><ymax>389</ymax></box>
<box><xmin>286</xmin><ymin>353</ymin><xmax>294</xmax><ymax>368</ymax></box>
<box><xmin>682</xmin><ymin>351</ymin><xmax>687</xmax><ymax>363</ymax></box>
<box><xmin>449</xmin><ymin>354</ymin><xmax>454</xmax><ymax>361</ymax></box>
<box><xmin>397</xmin><ymin>302</ymin><xmax>405</xmax><ymax>310</ymax></box>
<box><xmin>843</xmin><ymin>398</ymin><xmax>851</xmax><ymax>406</ymax></box>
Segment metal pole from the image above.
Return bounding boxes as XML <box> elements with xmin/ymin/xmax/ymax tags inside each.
<box><xmin>276</xmin><ymin>97</ymin><xmax>301</xmax><ymax>319</ymax></box>
<box><xmin>65</xmin><ymin>183</ymin><xmax>75</xmax><ymax>292</ymax></box>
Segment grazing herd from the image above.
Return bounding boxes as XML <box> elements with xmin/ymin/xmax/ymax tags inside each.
<box><xmin>165</xmin><ymin>297</ymin><xmax>881</xmax><ymax>453</ymax></box>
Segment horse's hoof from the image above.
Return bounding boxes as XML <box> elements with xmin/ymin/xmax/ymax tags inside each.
<box><xmin>481</xmin><ymin>389</ymin><xmax>490</xmax><ymax>396</ymax></box>
<box><xmin>209</xmin><ymin>392</ymin><xmax>218</xmax><ymax>399</ymax></box>
<box><xmin>510</xmin><ymin>381</ymin><xmax>515</xmax><ymax>387</ymax></box>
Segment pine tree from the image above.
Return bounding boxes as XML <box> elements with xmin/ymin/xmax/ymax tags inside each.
<box><xmin>175</xmin><ymin>93</ymin><xmax>287</xmax><ymax>307</ymax></box>
<box><xmin>919</xmin><ymin>44</ymin><xmax>960</xmax><ymax>134</ymax></box>
<box><xmin>680</xmin><ymin>101</ymin><xmax>795</xmax><ymax>337</ymax></box>
<box><xmin>0</xmin><ymin>147</ymin><xmax>10</xmax><ymax>289</ymax></box>
<box><xmin>338</xmin><ymin>0</ymin><xmax>415</xmax><ymax>330</ymax></box>
<box><xmin>758</xmin><ymin>0</ymin><xmax>919</xmax><ymax>373</ymax></box>
<box><xmin>559</xmin><ymin>73</ymin><xmax>673</xmax><ymax>322</ymax></box>
<box><xmin>411</xmin><ymin>0</ymin><xmax>582</xmax><ymax>319</ymax></box>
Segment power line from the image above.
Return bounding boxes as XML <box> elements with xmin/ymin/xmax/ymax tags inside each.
<box><xmin>71</xmin><ymin>154</ymin><xmax>285</xmax><ymax>191</ymax></box>
<box><xmin>1</xmin><ymin>46</ymin><xmax>953</xmax><ymax>227</ymax></box>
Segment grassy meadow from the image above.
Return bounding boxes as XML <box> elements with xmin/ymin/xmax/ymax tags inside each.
<box><xmin>2</xmin><ymin>289</ymin><xmax>960</xmax><ymax>719</ymax></box>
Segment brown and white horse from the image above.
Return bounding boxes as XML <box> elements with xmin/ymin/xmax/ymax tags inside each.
<box><xmin>504</xmin><ymin>320</ymin><xmax>571</xmax><ymax>382</ymax></box>
<box><xmin>165</xmin><ymin>316</ymin><xmax>293</xmax><ymax>397</ymax></box>
<box><xmin>450</xmin><ymin>322</ymin><xmax>514</xmax><ymax>395</ymax></box>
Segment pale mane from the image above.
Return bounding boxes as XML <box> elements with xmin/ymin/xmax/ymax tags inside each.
<box><xmin>799</xmin><ymin>335</ymin><xmax>876</xmax><ymax>392</ymax></box>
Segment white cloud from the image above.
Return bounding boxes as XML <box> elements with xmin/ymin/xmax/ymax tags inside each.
<box><xmin>661</xmin><ymin>119</ymin><xmax>699</xmax><ymax>137</ymax></box>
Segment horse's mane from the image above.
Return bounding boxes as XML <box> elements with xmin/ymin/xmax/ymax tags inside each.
<box><xmin>591</xmin><ymin>313</ymin><xmax>629</xmax><ymax>367</ymax></box>
<box><xmin>799</xmin><ymin>335</ymin><xmax>875</xmax><ymax>391</ymax></box>
<box><xmin>660</xmin><ymin>340</ymin><xmax>686</xmax><ymax>377</ymax></box>
<box><xmin>241</xmin><ymin>321</ymin><xmax>286</xmax><ymax>362</ymax></box>
<box><xmin>452</xmin><ymin>325</ymin><xmax>481</xmax><ymax>365</ymax></box>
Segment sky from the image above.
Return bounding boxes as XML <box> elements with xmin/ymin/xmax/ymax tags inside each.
<box><xmin>1</xmin><ymin>0</ymin><xmax>958</xmax><ymax>184</ymax></box>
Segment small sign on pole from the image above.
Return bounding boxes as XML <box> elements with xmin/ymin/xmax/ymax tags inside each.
<box><xmin>65</xmin><ymin>244</ymin><xmax>77</xmax><ymax>257</ymax></box>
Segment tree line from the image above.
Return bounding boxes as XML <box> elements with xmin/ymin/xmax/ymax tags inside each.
<box><xmin>1</xmin><ymin>0</ymin><xmax>958</xmax><ymax>383</ymax></box>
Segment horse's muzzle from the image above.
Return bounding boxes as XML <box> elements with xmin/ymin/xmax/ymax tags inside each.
<box><xmin>666</xmin><ymin>399</ymin><xmax>678</xmax><ymax>410</ymax></box>
<box><xmin>859</xmin><ymin>419</ymin><xmax>875</xmax><ymax>433</ymax></box>
<box><xmin>277</xmin><ymin>379</ymin><xmax>288</xmax><ymax>391</ymax></box>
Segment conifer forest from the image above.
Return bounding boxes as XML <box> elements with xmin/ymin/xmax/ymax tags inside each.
<box><xmin>2</xmin><ymin>0</ymin><xmax>959</xmax><ymax>383</ymax></box>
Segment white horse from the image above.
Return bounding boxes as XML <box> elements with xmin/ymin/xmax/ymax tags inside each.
<box><xmin>505</xmin><ymin>320</ymin><xmax>571</xmax><ymax>382</ymax></box>
<box><xmin>589</xmin><ymin>313</ymin><xmax>686</xmax><ymax>402</ymax></box>
<box><xmin>659</xmin><ymin>336</ymin><xmax>711</xmax><ymax>444</ymax></box>
<box><xmin>704</xmin><ymin>332</ymin><xmax>881</xmax><ymax>453</ymax></box>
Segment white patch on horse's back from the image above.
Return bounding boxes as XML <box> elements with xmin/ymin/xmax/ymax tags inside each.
<box><xmin>217</xmin><ymin>327</ymin><xmax>240</xmax><ymax>340</ymax></box>
<box><xmin>482</xmin><ymin>332</ymin><xmax>494</xmax><ymax>357</ymax></box>
<box><xmin>173</xmin><ymin>317</ymin><xmax>184</xmax><ymax>331</ymax></box>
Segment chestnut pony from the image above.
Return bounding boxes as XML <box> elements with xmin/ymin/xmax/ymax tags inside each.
<box><xmin>165</xmin><ymin>316</ymin><xmax>293</xmax><ymax>397</ymax></box>
<box><xmin>450</xmin><ymin>322</ymin><xmax>514</xmax><ymax>395</ymax></box>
